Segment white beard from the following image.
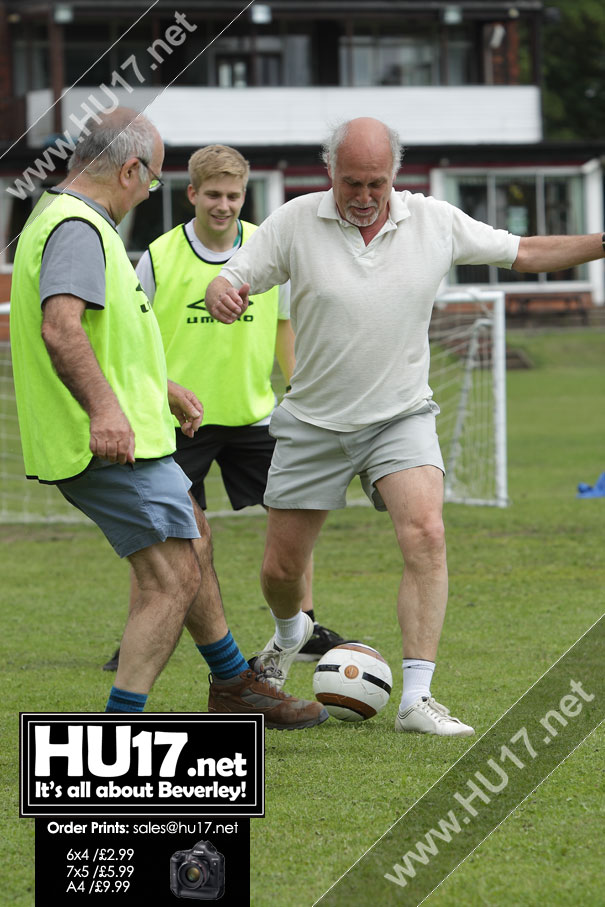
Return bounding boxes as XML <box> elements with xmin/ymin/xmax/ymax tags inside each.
<box><xmin>344</xmin><ymin>202</ymin><xmax>379</xmax><ymax>227</ymax></box>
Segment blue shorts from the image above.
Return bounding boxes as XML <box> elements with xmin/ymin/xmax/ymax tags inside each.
<box><xmin>57</xmin><ymin>456</ymin><xmax>200</xmax><ymax>557</ymax></box>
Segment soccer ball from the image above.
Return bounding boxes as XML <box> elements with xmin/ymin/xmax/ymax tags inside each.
<box><xmin>312</xmin><ymin>643</ymin><xmax>392</xmax><ymax>721</ymax></box>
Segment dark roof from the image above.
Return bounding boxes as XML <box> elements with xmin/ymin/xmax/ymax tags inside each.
<box><xmin>4</xmin><ymin>1</ymin><xmax>545</xmax><ymax>18</ymax></box>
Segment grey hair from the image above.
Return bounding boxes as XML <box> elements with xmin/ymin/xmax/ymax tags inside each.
<box><xmin>68</xmin><ymin>109</ymin><xmax>156</xmax><ymax>182</ymax></box>
<box><xmin>321</xmin><ymin>120</ymin><xmax>403</xmax><ymax>179</ymax></box>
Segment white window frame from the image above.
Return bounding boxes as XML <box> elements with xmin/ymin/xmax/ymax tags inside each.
<box><xmin>431</xmin><ymin>163</ymin><xmax>603</xmax><ymax>301</ymax></box>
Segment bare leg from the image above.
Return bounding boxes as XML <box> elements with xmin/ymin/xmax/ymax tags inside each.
<box><xmin>118</xmin><ymin>495</ymin><xmax>230</xmax><ymax>693</ymax></box>
<box><xmin>375</xmin><ymin>466</ymin><xmax>447</xmax><ymax>661</ymax></box>
<box><xmin>260</xmin><ymin>508</ymin><xmax>329</xmax><ymax>618</ymax></box>
<box><xmin>261</xmin><ymin>504</ymin><xmax>315</xmax><ymax>615</ymax></box>
<box><xmin>184</xmin><ymin>496</ymin><xmax>230</xmax><ymax>645</ymax></box>
<box><xmin>116</xmin><ymin>537</ymin><xmax>201</xmax><ymax>694</ymax></box>
<box><xmin>300</xmin><ymin>556</ymin><xmax>314</xmax><ymax>615</ymax></box>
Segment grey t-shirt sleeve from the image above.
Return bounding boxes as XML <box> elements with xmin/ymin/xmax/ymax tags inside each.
<box><xmin>134</xmin><ymin>250</ymin><xmax>156</xmax><ymax>303</ymax></box>
<box><xmin>40</xmin><ymin>219</ymin><xmax>106</xmax><ymax>308</ymax></box>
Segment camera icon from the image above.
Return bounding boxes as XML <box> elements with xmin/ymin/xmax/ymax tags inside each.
<box><xmin>170</xmin><ymin>840</ymin><xmax>225</xmax><ymax>900</ymax></box>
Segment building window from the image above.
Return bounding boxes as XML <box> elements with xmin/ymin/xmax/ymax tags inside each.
<box><xmin>209</xmin><ymin>33</ymin><xmax>310</xmax><ymax>87</ymax></box>
<box><xmin>12</xmin><ymin>29</ymin><xmax>49</xmax><ymax>93</ymax></box>
<box><xmin>443</xmin><ymin>170</ymin><xmax>587</xmax><ymax>284</ymax></box>
<box><xmin>446</xmin><ymin>33</ymin><xmax>476</xmax><ymax>86</ymax></box>
<box><xmin>339</xmin><ymin>24</ymin><xmax>476</xmax><ymax>87</ymax></box>
<box><xmin>1</xmin><ymin>187</ymin><xmax>43</xmax><ymax>266</ymax></box>
<box><xmin>217</xmin><ymin>57</ymin><xmax>251</xmax><ymax>87</ymax></box>
<box><xmin>341</xmin><ymin>33</ymin><xmax>438</xmax><ymax>86</ymax></box>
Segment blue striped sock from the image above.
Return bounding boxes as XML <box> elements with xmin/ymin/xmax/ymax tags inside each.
<box><xmin>196</xmin><ymin>631</ymin><xmax>247</xmax><ymax>679</ymax></box>
<box><xmin>105</xmin><ymin>686</ymin><xmax>148</xmax><ymax>713</ymax></box>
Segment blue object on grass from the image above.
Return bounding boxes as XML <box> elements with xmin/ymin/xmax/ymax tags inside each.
<box><xmin>577</xmin><ymin>471</ymin><xmax>605</xmax><ymax>498</ymax></box>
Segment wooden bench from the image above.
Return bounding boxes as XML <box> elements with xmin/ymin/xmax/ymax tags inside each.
<box><xmin>506</xmin><ymin>292</ymin><xmax>591</xmax><ymax>326</ymax></box>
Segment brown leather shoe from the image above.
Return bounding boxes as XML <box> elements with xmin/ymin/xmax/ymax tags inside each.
<box><xmin>207</xmin><ymin>666</ymin><xmax>329</xmax><ymax>730</ymax></box>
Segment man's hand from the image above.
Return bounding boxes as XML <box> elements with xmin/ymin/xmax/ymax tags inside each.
<box><xmin>168</xmin><ymin>380</ymin><xmax>203</xmax><ymax>437</ymax></box>
<box><xmin>89</xmin><ymin>405</ymin><xmax>135</xmax><ymax>464</ymax></box>
<box><xmin>205</xmin><ymin>276</ymin><xmax>250</xmax><ymax>324</ymax></box>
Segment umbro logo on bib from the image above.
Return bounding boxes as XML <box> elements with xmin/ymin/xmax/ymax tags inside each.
<box><xmin>135</xmin><ymin>283</ymin><xmax>150</xmax><ymax>313</ymax></box>
<box><xmin>187</xmin><ymin>298</ymin><xmax>208</xmax><ymax>311</ymax></box>
<box><xmin>186</xmin><ymin>298</ymin><xmax>255</xmax><ymax>311</ymax></box>
<box><xmin>186</xmin><ymin>297</ymin><xmax>255</xmax><ymax>324</ymax></box>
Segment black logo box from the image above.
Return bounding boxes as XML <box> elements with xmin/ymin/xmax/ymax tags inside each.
<box><xmin>20</xmin><ymin>713</ymin><xmax>264</xmax><ymax>817</ymax></box>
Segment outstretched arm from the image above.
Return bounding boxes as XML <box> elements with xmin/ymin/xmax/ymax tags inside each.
<box><xmin>512</xmin><ymin>233</ymin><xmax>604</xmax><ymax>273</ymax></box>
<box><xmin>41</xmin><ymin>294</ymin><xmax>135</xmax><ymax>464</ymax></box>
<box><xmin>205</xmin><ymin>276</ymin><xmax>250</xmax><ymax>324</ymax></box>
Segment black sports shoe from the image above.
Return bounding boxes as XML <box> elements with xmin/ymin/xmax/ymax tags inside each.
<box><xmin>103</xmin><ymin>648</ymin><xmax>120</xmax><ymax>671</ymax></box>
<box><xmin>294</xmin><ymin>623</ymin><xmax>348</xmax><ymax>662</ymax></box>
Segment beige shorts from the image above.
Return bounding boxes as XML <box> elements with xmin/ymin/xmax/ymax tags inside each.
<box><xmin>264</xmin><ymin>403</ymin><xmax>444</xmax><ymax>512</ymax></box>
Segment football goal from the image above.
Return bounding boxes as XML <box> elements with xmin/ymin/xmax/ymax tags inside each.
<box><xmin>0</xmin><ymin>288</ymin><xmax>507</xmax><ymax>523</ymax></box>
<box><xmin>430</xmin><ymin>288</ymin><xmax>508</xmax><ymax>508</ymax></box>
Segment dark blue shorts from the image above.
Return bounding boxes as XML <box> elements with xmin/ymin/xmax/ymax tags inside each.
<box><xmin>57</xmin><ymin>456</ymin><xmax>200</xmax><ymax>557</ymax></box>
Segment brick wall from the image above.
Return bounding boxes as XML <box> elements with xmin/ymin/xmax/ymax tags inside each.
<box><xmin>491</xmin><ymin>21</ymin><xmax>521</xmax><ymax>86</ymax></box>
<box><xmin>0</xmin><ymin>272</ymin><xmax>11</xmax><ymax>341</ymax></box>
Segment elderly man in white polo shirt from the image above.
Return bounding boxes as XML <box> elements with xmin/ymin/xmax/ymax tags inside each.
<box><xmin>205</xmin><ymin>116</ymin><xmax>605</xmax><ymax>737</ymax></box>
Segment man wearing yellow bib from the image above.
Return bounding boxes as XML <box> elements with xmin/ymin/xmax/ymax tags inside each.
<box><xmin>10</xmin><ymin>110</ymin><xmax>326</xmax><ymax>727</ymax></box>
<box><xmin>103</xmin><ymin>145</ymin><xmax>346</xmax><ymax>673</ymax></box>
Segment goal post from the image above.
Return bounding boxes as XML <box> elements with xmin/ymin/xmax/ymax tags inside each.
<box><xmin>430</xmin><ymin>288</ymin><xmax>508</xmax><ymax>508</ymax></box>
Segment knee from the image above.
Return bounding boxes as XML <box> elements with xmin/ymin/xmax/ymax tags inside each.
<box><xmin>398</xmin><ymin>515</ymin><xmax>446</xmax><ymax>565</ymax></box>
<box><xmin>134</xmin><ymin>541</ymin><xmax>201</xmax><ymax>609</ymax></box>
<box><xmin>162</xmin><ymin>549</ymin><xmax>201</xmax><ymax>608</ymax></box>
<box><xmin>261</xmin><ymin>547</ymin><xmax>305</xmax><ymax>587</ymax></box>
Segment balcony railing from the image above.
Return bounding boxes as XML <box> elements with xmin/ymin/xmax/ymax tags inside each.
<box><xmin>24</xmin><ymin>84</ymin><xmax>542</xmax><ymax>148</ymax></box>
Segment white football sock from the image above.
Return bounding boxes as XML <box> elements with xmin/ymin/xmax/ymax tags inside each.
<box><xmin>272</xmin><ymin>610</ymin><xmax>308</xmax><ymax>650</ymax></box>
<box><xmin>400</xmin><ymin>658</ymin><xmax>436</xmax><ymax>711</ymax></box>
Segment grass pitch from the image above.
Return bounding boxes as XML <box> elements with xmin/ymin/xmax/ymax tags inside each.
<box><xmin>1</xmin><ymin>329</ymin><xmax>604</xmax><ymax>906</ymax></box>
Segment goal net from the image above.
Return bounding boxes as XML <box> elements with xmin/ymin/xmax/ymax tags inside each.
<box><xmin>429</xmin><ymin>289</ymin><xmax>508</xmax><ymax>507</ymax></box>
<box><xmin>0</xmin><ymin>289</ymin><xmax>507</xmax><ymax>523</ymax></box>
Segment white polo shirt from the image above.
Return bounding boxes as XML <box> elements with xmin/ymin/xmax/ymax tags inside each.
<box><xmin>221</xmin><ymin>189</ymin><xmax>520</xmax><ymax>431</ymax></box>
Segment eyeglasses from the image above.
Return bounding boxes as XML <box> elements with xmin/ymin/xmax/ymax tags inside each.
<box><xmin>136</xmin><ymin>157</ymin><xmax>164</xmax><ymax>192</ymax></box>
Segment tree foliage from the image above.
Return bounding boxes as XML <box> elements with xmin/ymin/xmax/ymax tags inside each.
<box><xmin>542</xmin><ymin>0</ymin><xmax>605</xmax><ymax>140</ymax></box>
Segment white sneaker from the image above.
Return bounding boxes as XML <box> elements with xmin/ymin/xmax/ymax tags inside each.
<box><xmin>252</xmin><ymin>613</ymin><xmax>315</xmax><ymax>690</ymax></box>
<box><xmin>395</xmin><ymin>696</ymin><xmax>474</xmax><ymax>737</ymax></box>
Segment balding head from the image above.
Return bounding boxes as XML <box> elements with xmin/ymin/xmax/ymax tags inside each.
<box><xmin>322</xmin><ymin>118</ymin><xmax>402</xmax><ymax>180</ymax></box>
<box><xmin>323</xmin><ymin>117</ymin><xmax>400</xmax><ymax>234</ymax></box>
<box><xmin>69</xmin><ymin>107</ymin><xmax>160</xmax><ymax>182</ymax></box>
